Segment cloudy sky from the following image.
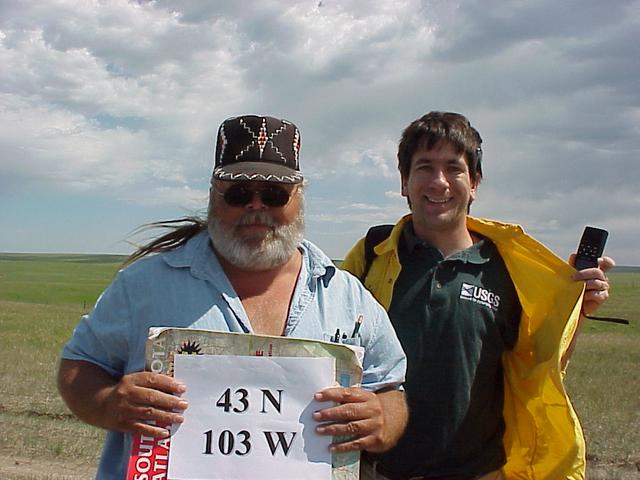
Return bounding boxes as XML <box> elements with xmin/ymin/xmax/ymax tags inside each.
<box><xmin>1</xmin><ymin>0</ymin><xmax>639</xmax><ymax>265</ymax></box>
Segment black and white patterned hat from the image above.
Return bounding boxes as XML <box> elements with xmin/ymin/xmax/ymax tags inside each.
<box><xmin>212</xmin><ymin>115</ymin><xmax>303</xmax><ymax>184</ymax></box>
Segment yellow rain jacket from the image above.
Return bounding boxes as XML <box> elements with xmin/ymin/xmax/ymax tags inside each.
<box><xmin>342</xmin><ymin>215</ymin><xmax>586</xmax><ymax>480</ymax></box>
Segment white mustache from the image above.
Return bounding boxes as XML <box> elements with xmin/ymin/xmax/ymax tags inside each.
<box><xmin>235</xmin><ymin>212</ymin><xmax>278</xmax><ymax>228</ymax></box>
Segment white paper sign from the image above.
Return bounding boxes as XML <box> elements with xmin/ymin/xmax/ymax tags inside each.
<box><xmin>168</xmin><ymin>355</ymin><xmax>335</xmax><ymax>480</ymax></box>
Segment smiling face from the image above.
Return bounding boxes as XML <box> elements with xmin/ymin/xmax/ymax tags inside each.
<box><xmin>402</xmin><ymin>139</ymin><xmax>478</xmax><ymax>242</ymax></box>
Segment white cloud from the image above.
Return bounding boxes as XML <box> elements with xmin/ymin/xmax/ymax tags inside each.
<box><xmin>1</xmin><ymin>0</ymin><xmax>639</xmax><ymax>263</ymax></box>
<box><xmin>385</xmin><ymin>190</ymin><xmax>403</xmax><ymax>199</ymax></box>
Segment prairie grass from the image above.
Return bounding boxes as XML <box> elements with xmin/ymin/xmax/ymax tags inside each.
<box><xmin>0</xmin><ymin>301</ymin><xmax>103</xmax><ymax>469</ymax></box>
<box><xmin>566</xmin><ymin>333</ymin><xmax>640</xmax><ymax>466</ymax></box>
<box><xmin>0</xmin><ymin>254</ymin><xmax>119</xmax><ymax>477</ymax></box>
<box><xmin>0</xmin><ymin>253</ymin><xmax>126</xmax><ymax>306</ymax></box>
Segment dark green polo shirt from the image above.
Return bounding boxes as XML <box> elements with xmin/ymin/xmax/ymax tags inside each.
<box><xmin>374</xmin><ymin>222</ymin><xmax>521</xmax><ymax>479</ymax></box>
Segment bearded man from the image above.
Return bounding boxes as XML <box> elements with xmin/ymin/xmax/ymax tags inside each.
<box><xmin>57</xmin><ymin>115</ymin><xmax>408</xmax><ymax>480</ymax></box>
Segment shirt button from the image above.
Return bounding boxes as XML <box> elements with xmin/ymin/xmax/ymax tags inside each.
<box><xmin>436</xmin><ymin>282</ymin><xmax>442</xmax><ymax>289</ymax></box>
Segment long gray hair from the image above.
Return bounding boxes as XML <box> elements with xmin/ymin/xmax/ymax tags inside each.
<box><xmin>124</xmin><ymin>217</ymin><xmax>207</xmax><ymax>266</ymax></box>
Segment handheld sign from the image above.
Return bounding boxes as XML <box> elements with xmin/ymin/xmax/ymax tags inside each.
<box><xmin>168</xmin><ymin>355</ymin><xmax>334</xmax><ymax>480</ymax></box>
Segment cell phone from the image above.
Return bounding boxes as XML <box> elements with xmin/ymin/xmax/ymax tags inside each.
<box><xmin>574</xmin><ymin>226</ymin><xmax>608</xmax><ymax>270</ymax></box>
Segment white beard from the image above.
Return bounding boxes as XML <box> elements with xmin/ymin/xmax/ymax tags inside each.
<box><xmin>207</xmin><ymin>203</ymin><xmax>304</xmax><ymax>271</ymax></box>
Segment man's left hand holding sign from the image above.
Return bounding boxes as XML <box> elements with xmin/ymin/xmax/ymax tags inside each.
<box><xmin>314</xmin><ymin>387</ymin><xmax>408</xmax><ymax>453</ymax></box>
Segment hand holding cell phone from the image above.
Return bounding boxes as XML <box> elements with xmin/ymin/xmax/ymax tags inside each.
<box><xmin>574</xmin><ymin>226</ymin><xmax>608</xmax><ymax>270</ymax></box>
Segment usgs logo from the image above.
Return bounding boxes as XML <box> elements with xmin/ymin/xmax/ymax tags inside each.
<box><xmin>460</xmin><ymin>283</ymin><xmax>501</xmax><ymax>310</ymax></box>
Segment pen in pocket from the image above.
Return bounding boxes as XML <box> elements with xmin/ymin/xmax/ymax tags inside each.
<box><xmin>351</xmin><ymin>314</ymin><xmax>363</xmax><ymax>338</ymax></box>
<box><xmin>332</xmin><ymin>328</ymin><xmax>341</xmax><ymax>343</ymax></box>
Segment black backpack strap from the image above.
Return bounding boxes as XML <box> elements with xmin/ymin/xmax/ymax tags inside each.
<box><xmin>360</xmin><ymin>224</ymin><xmax>394</xmax><ymax>282</ymax></box>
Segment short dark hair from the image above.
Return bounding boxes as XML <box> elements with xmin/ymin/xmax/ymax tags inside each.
<box><xmin>397</xmin><ymin>111</ymin><xmax>483</xmax><ymax>183</ymax></box>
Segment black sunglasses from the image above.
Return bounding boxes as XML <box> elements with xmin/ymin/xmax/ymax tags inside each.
<box><xmin>217</xmin><ymin>183</ymin><xmax>296</xmax><ymax>208</ymax></box>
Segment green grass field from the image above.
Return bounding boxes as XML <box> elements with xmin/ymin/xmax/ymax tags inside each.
<box><xmin>0</xmin><ymin>253</ymin><xmax>127</xmax><ymax>306</ymax></box>
<box><xmin>0</xmin><ymin>254</ymin><xmax>638</xmax><ymax>479</ymax></box>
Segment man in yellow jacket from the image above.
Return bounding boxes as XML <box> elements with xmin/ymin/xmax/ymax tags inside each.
<box><xmin>342</xmin><ymin>112</ymin><xmax>614</xmax><ymax>480</ymax></box>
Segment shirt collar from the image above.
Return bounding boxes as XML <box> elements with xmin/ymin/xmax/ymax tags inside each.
<box><xmin>403</xmin><ymin>220</ymin><xmax>490</xmax><ymax>264</ymax></box>
<box><xmin>162</xmin><ymin>230</ymin><xmax>228</xmax><ymax>284</ymax></box>
<box><xmin>402</xmin><ymin>221</ymin><xmax>431</xmax><ymax>254</ymax></box>
<box><xmin>447</xmin><ymin>238</ymin><xmax>491</xmax><ymax>264</ymax></box>
<box><xmin>299</xmin><ymin>239</ymin><xmax>337</xmax><ymax>286</ymax></box>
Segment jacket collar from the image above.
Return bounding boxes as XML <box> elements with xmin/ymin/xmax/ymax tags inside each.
<box><xmin>466</xmin><ymin>216</ymin><xmax>526</xmax><ymax>244</ymax></box>
<box><xmin>374</xmin><ymin>214</ymin><xmax>411</xmax><ymax>257</ymax></box>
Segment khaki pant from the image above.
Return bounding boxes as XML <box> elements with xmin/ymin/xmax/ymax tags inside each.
<box><xmin>360</xmin><ymin>461</ymin><xmax>505</xmax><ymax>480</ymax></box>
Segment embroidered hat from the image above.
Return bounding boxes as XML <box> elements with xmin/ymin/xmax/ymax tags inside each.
<box><xmin>212</xmin><ymin>115</ymin><xmax>303</xmax><ymax>184</ymax></box>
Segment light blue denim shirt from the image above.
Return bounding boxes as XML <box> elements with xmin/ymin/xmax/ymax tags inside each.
<box><xmin>62</xmin><ymin>230</ymin><xmax>406</xmax><ymax>480</ymax></box>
